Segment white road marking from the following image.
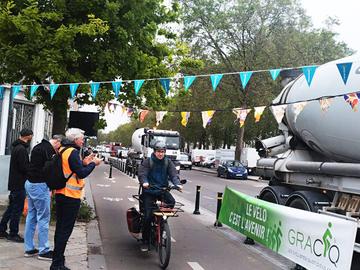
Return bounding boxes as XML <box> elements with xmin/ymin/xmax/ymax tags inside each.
<box><xmin>128</xmin><ymin>197</ymin><xmax>135</xmax><ymax>202</ymax></box>
<box><xmin>171</xmin><ymin>237</ymin><xmax>176</xmax><ymax>243</ymax></box>
<box><xmin>186</xmin><ymin>180</ymin><xmax>192</xmax><ymax>183</ymax></box>
<box><xmin>103</xmin><ymin>197</ymin><xmax>123</xmax><ymax>202</ymax></box>
<box><xmin>96</xmin><ymin>184</ymin><xmax>110</xmax><ymax>188</ymax></box>
<box><xmin>125</xmin><ymin>186</ymin><xmax>138</xmax><ymax>189</ymax></box>
<box><xmin>188</xmin><ymin>262</ymin><xmax>205</xmax><ymax>270</ymax></box>
<box><xmin>103</xmin><ymin>197</ymin><xmax>113</xmax><ymax>202</ymax></box>
<box><xmin>203</xmin><ymin>196</ymin><xmax>214</xmax><ymax>200</ymax></box>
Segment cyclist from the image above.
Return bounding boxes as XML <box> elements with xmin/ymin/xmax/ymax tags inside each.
<box><xmin>138</xmin><ymin>140</ymin><xmax>182</xmax><ymax>252</ymax></box>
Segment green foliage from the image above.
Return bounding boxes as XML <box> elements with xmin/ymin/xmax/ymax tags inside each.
<box><xmin>0</xmin><ymin>0</ymin><xmax>182</xmax><ymax>134</ymax></box>
<box><xmin>50</xmin><ymin>196</ymin><xmax>94</xmax><ymax>223</ymax></box>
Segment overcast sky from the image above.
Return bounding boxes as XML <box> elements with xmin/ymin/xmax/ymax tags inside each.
<box><xmin>97</xmin><ymin>0</ymin><xmax>359</xmax><ymax>133</ymax></box>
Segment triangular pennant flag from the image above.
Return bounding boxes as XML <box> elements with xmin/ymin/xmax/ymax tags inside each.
<box><xmin>184</xmin><ymin>76</ymin><xmax>196</xmax><ymax>91</ymax></box>
<box><xmin>69</xmin><ymin>83</ymin><xmax>79</xmax><ymax>99</ymax></box>
<box><xmin>254</xmin><ymin>106</ymin><xmax>266</xmax><ymax>123</ymax></box>
<box><xmin>269</xmin><ymin>69</ymin><xmax>281</xmax><ymax>81</ymax></box>
<box><xmin>112</xmin><ymin>81</ymin><xmax>122</xmax><ymax>98</ymax></box>
<box><xmin>0</xmin><ymin>86</ymin><xmax>3</xmax><ymax>100</ymax></box>
<box><xmin>134</xmin><ymin>80</ymin><xmax>144</xmax><ymax>95</ymax></box>
<box><xmin>90</xmin><ymin>82</ymin><xmax>100</xmax><ymax>98</ymax></box>
<box><xmin>201</xmin><ymin>110</ymin><xmax>215</xmax><ymax>128</ymax></box>
<box><xmin>291</xmin><ymin>101</ymin><xmax>307</xmax><ymax>121</ymax></box>
<box><xmin>121</xmin><ymin>105</ymin><xmax>126</xmax><ymax>114</ymax></box>
<box><xmin>160</xmin><ymin>78</ymin><xmax>171</xmax><ymax>95</ymax></box>
<box><xmin>181</xmin><ymin>112</ymin><xmax>190</xmax><ymax>127</ymax></box>
<box><xmin>107</xmin><ymin>102</ymin><xmax>116</xmax><ymax>113</ymax></box>
<box><xmin>156</xmin><ymin>111</ymin><xmax>167</xmax><ymax>126</ymax></box>
<box><xmin>12</xmin><ymin>85</ymin><xmax>21</xmax><ymax>99</ymax></box>
<box><xmin>127</xmin><ymin>107</ymin><xmax>134</xmax><ymax>117</ymax></box>
<box><xmin>336</xmin><ymin>62</ymin><xmax>352</xmax><ymax>85</ymax></box>
<box><xmin>301</xmin><ymin>66</ymin><xmax>317</xmax><ymax>86</ymax></box>
<box><xmin>49</xmin><ymin>84</ymin><xmax>59</xmax><ymax>99</ymax></box>
<box><xmin>30</xmin><ymin>85</ymin><xmax>39</xmax><ymax>98</ymax></box>
<box><xmin>319</xmin><ymin>98</ymin><xmax>333</xmax><ymax>112</ymax></box>
<box><xmin>239</xmin><ymin>71</ymin><xmax>253</xmax><ymax>89</ymax></box>
<box><xmin>210</xmin><ymin>74</ymin><xmax>223</xmax><ymax>92</ymax></box>
<box><xmin>344</xmin><ymin>93</ymin><xmax>359</xmax><ymax>111</ymax></box>
<box><xmin>270</xmin><ymin>105</ymin><xmax>288</xmax><ymax>124</ymax></box>
<box><xmin>233</xmin><ymin>108</ymin><xmax>251</xmax><ymax>127</ymax></box>
<box><xmin>139</xmin><ymin>110</ymin><xmax>150</xmax><ymax>123</ymax></box>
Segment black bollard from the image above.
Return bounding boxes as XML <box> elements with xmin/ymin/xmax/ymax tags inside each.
<box><xmin>193</xmin><ymin>185</ymin><xmax>201</xmax><ymax>215</ymax></box>
<box><xmin>132</xmin><ymin>165</ymin><xmax>136</xmax><ymax>178</ymax></box>
<box><xmin>109</xmin><ymin>164</ymin><xmax>113</xmax><ymax>179</ymax></box>
<box><xmin>214</xmin><ymin>192</ymin><xmax>223</xmax><ymax>227</ymax></box>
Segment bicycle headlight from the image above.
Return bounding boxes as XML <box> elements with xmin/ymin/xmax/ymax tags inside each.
<box><xmin>175</xmin><ymin>165</ymin><xmax>180</xmax><ymax>171</ymax></box>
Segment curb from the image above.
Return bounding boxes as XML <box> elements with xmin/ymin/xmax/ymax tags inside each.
<box><xmin>85</xmin><ymin>182</ymin><xmax>108</xmax><ymax>270</ymax></box>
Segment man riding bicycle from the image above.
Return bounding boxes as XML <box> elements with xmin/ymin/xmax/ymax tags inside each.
<box><xmin>137</xmin><ymin>140</ymin><xmax>182</xmax><ymax>252</ymax></box>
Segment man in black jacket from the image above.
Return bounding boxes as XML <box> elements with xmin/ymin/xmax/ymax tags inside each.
<box><xmin>0</xmin><ymin>128</ymin><xmax>33</xmax><ymax>242</ymax></box>
<box><xmin>24</xmin><ymin>135</ymin><xmax>63</xmax><ymax>260</ymax></box>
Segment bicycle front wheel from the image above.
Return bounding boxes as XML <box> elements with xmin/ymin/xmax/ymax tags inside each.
<box><xmin>158</xmin><ymin>221</ymin><xmax>171</xmax><ymax>269</ymax></box>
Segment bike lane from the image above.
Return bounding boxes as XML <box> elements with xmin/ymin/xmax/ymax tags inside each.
<box><xmin>88</xmin><ymin>164</ymin><xmax>284</xmax><ymax>270</ymax></box>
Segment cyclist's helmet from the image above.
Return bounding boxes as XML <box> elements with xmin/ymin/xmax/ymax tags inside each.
<box><xmin>153</xmin><ymin>140</ymin><xmax>166</xmax><ymax>151</ymax></box>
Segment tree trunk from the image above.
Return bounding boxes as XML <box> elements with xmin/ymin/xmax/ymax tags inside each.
<box><xmin>235</xmin><ymin>125</ymin><xmax>245</xmax><ymax>161</ymax></box>
<box><xmin>52</xmin><ymin>101</ymin><xmax>68</xmax><ymax>135</ymax></box>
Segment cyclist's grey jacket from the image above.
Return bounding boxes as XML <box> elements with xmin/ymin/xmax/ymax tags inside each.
<box><xmin>138</xmin><ymin>154</ymin><xmax>180</xmax><ymax>194</ymax></box>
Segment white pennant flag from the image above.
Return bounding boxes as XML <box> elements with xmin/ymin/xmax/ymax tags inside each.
<box><xmin>202</xmin><ymin>110</ymin><xmax>216</xmax><ymax>128</ymax></box>
<box><xmin>156</xmin><ymin>111</ymin><xmax>167</xmax><ymax>126</ymax></box>
<box><xmin>319</xmin><ymin>98</ymin><xmax>333</xmax><ymax>112</ymax></box>
<box><xmin>291</xmin><ymin>101</ymin><xmax>307</xmax><ymax>122</ymax></box>
<box><xmin>233</xmin><ymin>108</ymin><xmax>251</xmax><ymax>127</ymax></box>
<box><xmin>270</xmin><ymin>105</ymin><xmax>288</xmax><ymax>124</ymax></box>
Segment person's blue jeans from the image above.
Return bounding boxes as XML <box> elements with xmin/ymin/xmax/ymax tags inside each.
<box><xmin>0</xmin><ymin>189</ymin><xmax>26</xmax><ymax>236</ymax></box>
<box><xmin>24</xmin><ymin>181</ymin><xmax>51</xmax><ymax>254</ymax></box>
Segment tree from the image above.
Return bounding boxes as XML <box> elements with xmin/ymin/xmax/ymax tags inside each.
<box><xmin>179</xmin><ymin>0</ymin><xmax>351</xmax><ymax>159</ymax></box>
<box><xmin>0</xmin><ymin>0</ymin><xmax>182</xmax><ymax>134</ymax></box>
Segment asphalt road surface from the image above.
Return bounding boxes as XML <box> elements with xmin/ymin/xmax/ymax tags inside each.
<box><xmin>88</xmin><ymin>164</ymin><xmax>294</xmax><ymax>270</ymax></box>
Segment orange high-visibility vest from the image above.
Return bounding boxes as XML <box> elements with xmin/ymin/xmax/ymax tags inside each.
<box><xmin>55</xmin><ymin>147</ymin><xmax>85</xmax><ymax>199</ymax></box>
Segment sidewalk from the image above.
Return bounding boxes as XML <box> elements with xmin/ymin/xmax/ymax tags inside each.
<box><xmin>0</xmin><ymin>195</ymin><xmax>87</xmax><ymax>270</ymax></box>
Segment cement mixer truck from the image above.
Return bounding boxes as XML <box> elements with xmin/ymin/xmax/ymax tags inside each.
<box><xmin>255</xmin><ymin>54</ymin><xmax>360</xmax><ymax>268</ymax></box>
<box><xmin>128</xmin><ymin>128</ymin><xmax>181</xmax><ymax>173</ymax></box>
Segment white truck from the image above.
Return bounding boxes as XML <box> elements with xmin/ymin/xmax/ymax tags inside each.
<box><xmin>255</xmin><ymin>54</ymin><xmax>360</xmax><ymax>268</ymax></box>
<box><xmin>131</xmin><ymin>128</ymin><xmax>181</xmax><ymax>171</ymax></box>
<box><xmin>191</xmin><ymin>149</ymin><xmax>216</xmax><ymax>166</ymax></box>
<box><xmin>240</xmin><ymin>147</ymin><xmax>260</xmax><ymax>175</ymax></box>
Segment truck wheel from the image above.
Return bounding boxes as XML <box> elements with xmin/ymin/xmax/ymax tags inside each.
<box><xmin>259</xmin><ymin>186</ymin><xmax>293</xmax><ymax>205</ymax></box>
<box><xmin>285</xmin><ymin>191</ymin><xmax>330</xmax><ymax>213</ymax></box>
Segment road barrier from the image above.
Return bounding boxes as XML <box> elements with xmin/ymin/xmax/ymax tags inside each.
<box><xmin>214</xmin><ymin>192</ymin><xmax>223</xmax><ymax>227</ymax></box>
<box><xmin>193</xmin><ymin>185</ymin><xmax>201</xmax><ymax>215</ymax></box>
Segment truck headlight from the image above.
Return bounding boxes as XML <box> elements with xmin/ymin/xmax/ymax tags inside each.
<box><xmin>175</xmin><ymin>165</ymin><xmax>180</xmax><ymax>171</ymax></box>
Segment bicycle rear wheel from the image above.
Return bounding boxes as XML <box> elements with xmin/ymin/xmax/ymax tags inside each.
<box><xmin>158</xmin><ymin>221</ymin><xmax>171</xmax><ymax>269</ymax></box>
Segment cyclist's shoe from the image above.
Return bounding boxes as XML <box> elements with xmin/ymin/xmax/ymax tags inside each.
<box><xmin>140</xmin><ymin>242</ymin><xmax>149</xmax><ymax>252</ymax></box>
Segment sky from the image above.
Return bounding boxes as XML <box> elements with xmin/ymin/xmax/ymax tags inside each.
<box><xmin>84</xmin><ymin>0</ymin><xmax>360</xmax><ymax>133</ymax></box>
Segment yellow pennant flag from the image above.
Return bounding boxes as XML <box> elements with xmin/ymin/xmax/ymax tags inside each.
<box><xmin>201</xmin><ymin>110</ymin><xmax>216</xmax><ymax>128</ymax></box>
<box><xmin>254</xmin><ymin>106</ymin><xmax>266</xmax><ymax>123</ymax></box>
<box><xmin>181</xmin><ymin>112</ymin><xmax>190</xmax><ymax>127</ymax></box>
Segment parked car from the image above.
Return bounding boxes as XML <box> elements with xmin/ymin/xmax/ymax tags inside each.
<box><xmin>217</xmin><ymin>160</ymin><xmax>247</xmax><ymax>179</ymax></box>
<box><xmin>201</xmin><ymin>157</ymin><xmax>216</xmax><ymax>168</ymax></box>
<box><xmin>178</xmin><ymin>154</ymin><xmax>192</xmax><ymax>170</ymax></box>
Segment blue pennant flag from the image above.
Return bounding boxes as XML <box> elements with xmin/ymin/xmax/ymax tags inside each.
<box><xmin>336</xmin><ymin>62</ymin><xmax>352</xmax><ymax>85</ymax></box>
<box><xmin>184</xmin><ymin>76</ymin><xmax>196</xmax><ymax>91</ymax></box>
<box><xmin>0</xmin><ymin>86</ymin><xmax>4</xmax><ymax>100</ymax></box>
<box><xmin>30</xmin><ymin>85</ymin><xmax>39</xmax><ymax>98</ymax></box>
<box><xmin>112</xmin><ymin>81</ymin><xmax>122</xmax><ymax>98</ymax></box>
<box><xmin>160</xmin><ymin>78</ymin><xmax>171</xmax><ymax>95</ymax></box>
<box><xmin>301</xmin><ymin>66</ymin><xmax>317</xmax><ymax>86</ymax></box>
<box><xmin>12</xmin><ymin>85</ymin><xmax>21</xmax><ymax>99</ymax></box>
<box><xmin>90</xmin><ymin>82</ymin><xmax>101</xmax><ymax>98</ymax></box>
<box><xmin>134</xmin><ymin>80</ymin><xmax>144</xmax><ymax>95</ymax></box>
<box><xmin>239</xmin><ymin>71</ymin><xmax>253</xmax><ymax>89</ymax></box>
<box><xmin>69</xmin><ymin>83</ymin><xmax>79</xmax><ymax>99</ymax></box>
<box><xmin>210</xmin><ymin>74</ymin><xmax>223</xmax><ymax>92</ymax></box>
<box><xmin>269</xmin><ymin>69</ymin><xmax>281</xmax><ymax>81</ymax></box>
<box><xmin>50</xmin><ymin>84</ymin><xmax>59</xmax><ymax>99</ymax></box>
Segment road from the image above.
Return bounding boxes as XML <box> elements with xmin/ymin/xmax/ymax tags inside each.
<box><xmin>88</xmin><ymin>164</ymin><xmax>294</xmax><ymax>270</ymax></box>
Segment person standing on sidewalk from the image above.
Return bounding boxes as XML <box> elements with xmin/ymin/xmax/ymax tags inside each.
<box><xmin>24</xmin><ymin>135</ymin><xmax>63</xmax><ymax>261</ymax></box>
<box><xmin>50</xmin><ymin>128</ymin><xmax>102</xmax><ymax>270</ymax></box>
<box><xmin>0</xmin><ymin>128</ymin><xmax>33</xmax><ymax>243</ymax></box>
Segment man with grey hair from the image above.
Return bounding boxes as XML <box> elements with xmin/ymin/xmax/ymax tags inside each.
<box><xmin>51</xmin><ymin>128</ymin><xmax>101</xmax><ymax>270</ymax></box>
<box><xmin>24</xmin><ymin>135</ymin><xmax>63</xmax><ymax>261</ymax></box>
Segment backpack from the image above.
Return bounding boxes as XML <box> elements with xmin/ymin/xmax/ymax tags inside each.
<box><xmin>43</xmin><ymin>147</ymin><xmax>74</xmax><ymax>190</ymax></box>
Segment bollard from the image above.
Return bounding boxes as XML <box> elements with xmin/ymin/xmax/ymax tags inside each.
<box><xmin>132</xmin><ymin>164</ymin><xmax>136</xmax><ymax>178</ymax></box>
<box><xmin>193</xmin><ymin>185</ymin><xmax>201</xmax><ymax>215</ymax></box>
<box><xmin>109</xmin><ymin>164</ymin><xmax>113</xmax><ymax>179</ymax></box>
<box><xmin>214</xmin><ymin>192</ymin><xmax>223</xmax><ymax>227</ymax></box>
<box><xmin>120</xmin><ymin>161</ymin><xmax>124</xmax><ymax>172</ymax></box>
